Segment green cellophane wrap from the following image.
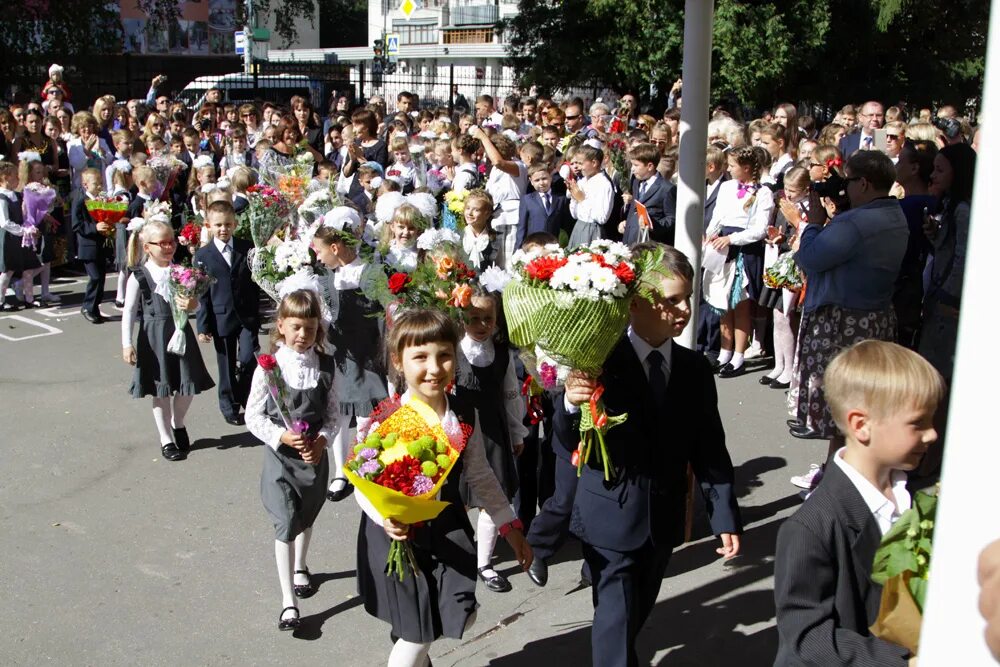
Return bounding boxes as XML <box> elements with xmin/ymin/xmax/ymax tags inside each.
<box><xmin>503</xmin><ymin>281</ymin><xmax>631</xmax><ymax>376</ymax></box>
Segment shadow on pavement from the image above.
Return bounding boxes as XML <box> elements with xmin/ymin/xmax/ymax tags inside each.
<box><xmin>190</xmin><ymin>432</ymin><xmax>261</xmax><ymax>451</ymax></box>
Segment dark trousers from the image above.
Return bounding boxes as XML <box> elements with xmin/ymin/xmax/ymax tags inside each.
<box><xmin>514</xmin><ymin>398</ymin><xmax>554</xmax><ymax>530</ymax></box>
<box><xmin>584</xmin><ymin>539</ymin><xmax>672</xmax><ymax>667</ymax></box>
<box><xmin>81</xmin><ymin>260</ymin><xmax>106</xmax><ymax>315</ymax></box>
<box><xmin>526</xmin><ymin>454</ymin><xmax>578</xmax><ymax>561</ymax></box>
<box><xmin>213</xmin><ymin>327</ymin><xmax>258</xmax><ymax>417</ymax></box>
<box><xmin>696</xmin><ymin>294</ymin><xmax>721</xmax><ymax>355</ymax></box>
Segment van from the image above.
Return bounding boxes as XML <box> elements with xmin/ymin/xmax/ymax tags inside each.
<box><xmin>177</xmin><ymin>73</ymin><xmax>317</xmax><ymax>110</ymax></box>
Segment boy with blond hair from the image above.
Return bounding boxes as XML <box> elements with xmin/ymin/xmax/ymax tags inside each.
<box><xmin>774</xmin><ymin>340</ymin><xmax>941</xmax><ymax>667</ymax></box>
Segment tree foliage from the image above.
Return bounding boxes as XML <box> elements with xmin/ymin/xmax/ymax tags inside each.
<box><xmin>503</xmin><ymin>0</ymin><xmax>988</xmax><ymax>110</ymax></box>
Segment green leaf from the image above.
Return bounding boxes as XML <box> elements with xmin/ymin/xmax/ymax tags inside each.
<box><xmin>909</xmin><ymin>574</ymin><xmax>927</xmax><ymax>613</ymax></box>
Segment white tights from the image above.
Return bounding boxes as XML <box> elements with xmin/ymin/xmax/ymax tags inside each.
<box><xmin>387</xmin><ymin>611</ymin><xmax>477</xmax><ymax>667</ymax></box>
<box><xmin>275</xmin><ymin>529</ymin><xmax>313</xmax><ymax>618</ymax></box>
<box><xmin>116</xmin><ymin>269</ymin><xmax>128</xmax><ymax>302</ymax></box>
<box><xmin>0</xmin><ymin>271</ymin><xmax>12</xmax><ymax>304</ymax></box>
<box><xmin>476</xmin><ymin>511</ymin><xmax>499</xmax><ymax>573</ymax></box>
<box><xmin>769</xmin><ymin>307</ymin><xmax>796</xmax><ymax>384</ymax></box>
<box><xmin>151</xmin><ymin>395</ymin><xmax>193</xmax><ymax>445</ymax></box>
<box><xmin>328</xmin><ymin>419</ymin><xmax>353</xmax><ymax>493</ymax></box>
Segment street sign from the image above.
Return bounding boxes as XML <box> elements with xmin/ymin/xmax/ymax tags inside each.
<box><xmin>400</xmin><ymin>0</ymin><xmax>417</xmax><ymax>17</ymax></box>
<box><xmin>235</xmin><ymin>30</ymin><xmax>247</xmax><ymax>55</ymax></box>
<box><xmin>386</xmin><ymin>33</ymin><xmax>400</xmax><ymax>56</ymax></box>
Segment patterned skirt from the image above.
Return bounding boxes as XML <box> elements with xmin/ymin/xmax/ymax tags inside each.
<box><xmin>787</xmin><ymin>304</ymin><xmax>897</xmax><ymax>438</ymax></box>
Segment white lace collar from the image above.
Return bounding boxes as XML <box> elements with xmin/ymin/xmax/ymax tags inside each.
<box><xmin>460</xmin><ymin>334</ymin><xmax>495</xmax><ymax>367</ymax></box>
<box><xmin>333</xmin><ymin>255</ymin><xmax>366</xmax><ymax>290</ymax></box>
<box><xmin>462</xmin><ymin>226</ymin><xmax>491</xmax><ymax>267</ymax></box>
<box><xmin>274</xmin><ymin>343</ymin><xmax>321</xmax><ymax>389</ymax></box>
<box><xmin>386</xmin><ymin>243</ymin><xmax>419</xmax><ymax>272</ymax></box>
<box><xmin>147</xmin><ymin>261</ymin><xmax>173</xmax><ymax>302</ymax></box>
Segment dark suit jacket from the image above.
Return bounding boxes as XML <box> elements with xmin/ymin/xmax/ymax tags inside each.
<box><xmin>232</xmin><ymin>194</ymin><xmax>249</xmax><ymax>214</ymax></box>
<box><xmin>622</xmin><ymin>175</ymin><xmax>676</xmax><ymax>246</ymax></box>
<box><xmin>838</xmin><ymin>132</ymin><xmax>871</xmax><ymax>160</ymax></box>
<box><xmin>71</xmin><ymin>190</ymin><xmax>108</xmax><ymax>262</ymax></box>
<box><xmin>193</xmin><ymin>238</ymin><xmax>260</xmax><ymax>338</ymax></box>
<box><xmin>126</xmin><ymin>194</ymin><xmax>151</xmax><ymax>220</ymax></box>
<box><xmin>515</xmin><ymin>191</ymin><xmax>571</xmax><ymax>248</ymax></box>
<box><xmin>554</xmin><ymin>337</ymin><xmax>742</xmax><ymax>552</ymax></box>
<box><xmin>773</xmin><ymin>462</ymin><xmax>911</xmax><ymax>666</ymax></box>
<box><xmin>704</xmin><ymin>173</ymin><xmax>730</xmax><ymax>230</ymax></box>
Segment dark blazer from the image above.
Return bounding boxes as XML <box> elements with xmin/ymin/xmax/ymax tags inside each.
<box><xmin>232</xmin><ymin>193</ymin><xmax>249</xmax><ymax>214</ymax></box>
<box><xmin>193</xmin><ymin>238</ymin><xmax>260</xmax><ymax>338</ymax></box>
<box><xmin>838</xmin><ymin>131</ymin><xmax>873</xmax><ymax>159</ymax></box>
<box><xmin>126</xmin><ymin>194</ymin><xmax>151</xmax><ymax>220</ymax></box>
<box><xmin>704</xmin><ymin>173</ymin><xmax>730</xmax><ymax>230</ymax></box>
<box><xmin>554</xmin><ymin>337</ymin><xmax>742</xmax><ymax>552</ymax></box>
<box><xmin>622</xmin><ymin>175</ymin><xmax>676</xmax><ymax>246</ymax></box>
<box><xmin>515</xmin><ymin>190</ymin><xmax>571</xmax><ymax>248</ymax></box>
<box><xmin>71</xmin><ymin>190</ymin><xmax>108</xmax><ymax>262</ymax></box>
<box><xmin>773</xmin><ymin>462</ymin><xmax>911</xmax><ymax>667</ymax></box>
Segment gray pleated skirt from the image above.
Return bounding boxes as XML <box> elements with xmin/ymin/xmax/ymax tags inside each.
<box><xmin>260</xmin><ymin>445</ymin><xmax>330</xmax><ymax>541</ymax></box>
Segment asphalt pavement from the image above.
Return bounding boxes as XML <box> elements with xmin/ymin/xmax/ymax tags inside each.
<box><xmin>0</xmin><ymin>270</ymin><xmax>822</xmax><ymax>666</ymax></box>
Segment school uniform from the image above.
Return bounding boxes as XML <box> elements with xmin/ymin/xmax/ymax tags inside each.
<box><xmin>356</xmin><ymin>393</ymin><xmax>517</xmax><ymax>643</ymax></box>
<box><xmin>232</xmin><ymin>192</ymin><xmax>249</xmax><ymax>214</ymax></box>
<box><xmin>462</xmin><ymin>227</ymin><xmax>502</xmax><ymax>273</ymax></box>
<box><xmin>71</xmin><ymin>189</ymin><xmax>109</xmax><ymax>318</ymax></box>
<box><xmin>0</xmin><ymin>189</ymin><xmax>41</xmax><ymax>278</ymax></box>
<box><xmin>245</xmin><ymin>345</ymin><xmax>338</xmax><ymax>541</ymax></box>
<box><xmin>485</xmin><ymin>160</ymin><xmax>528</xmax><ymax>269</ymax></box>
<box><xmin>193</xmin><ymin>237</ymin><xmax>261</xmax><ymax>421</ymax></box>
<box><xmin>568</xmin><ymin>172</ymin><xmax>615</xmax><ymax>247</ymax></box>
<box><xmin>110</xmin><ymin>188</ymin><xmax>135</xmax><ymax>273</ymax></box>
<box><xmin>553</xmin><ymin>330</ymin><xmax>742</xmax><ymax>667</ymax></box>
<box><xmin>697</xmin><ymin>175</ymin><xmax>729</xmax><ymax>354</ymax></box>
<box><xmin>124</xmin><ymin>262</ymin><xmax>215</xmax><ymax>398</ymax></box>
<box><xmin>515</xmin><ymin>190</ymin><xmax>571</xmax><ymax>249</ymax></box>
<box><xmin>621</xmin><ymin>174</ymin><xmax>676</xmax><ymax>246</ymax></box>
<box><xmin>774</xmin><ymin>457</ymin><xmax>911</xmax><ymax>666</ymax></box>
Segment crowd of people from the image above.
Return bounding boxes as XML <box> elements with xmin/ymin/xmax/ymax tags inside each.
<box><xmin>0</xmin><ymin>63</ymin><xmax>991</xmax><ymax>666</ymax></box>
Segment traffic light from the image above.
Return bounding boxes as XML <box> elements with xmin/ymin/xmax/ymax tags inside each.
<box><xmin>373</xmin><ymin>38</ymin><xmax>386</xmax><ymax>75</ymax></box>
<box><xmin>373</xmin><ymin>38</ymin><xmax>384</xmax><ymax>58</ymax></box>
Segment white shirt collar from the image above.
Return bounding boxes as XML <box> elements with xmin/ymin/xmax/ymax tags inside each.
<box><xmin>832</xmin><ymin>447</ymin><xmax>911</xmax><ymax>535</ymax></box>
<box><xmin>137</xmin><ymin>192</ymin><xmax>151</xmax><ymax>200</ymax></box>
<box><xmin>460</xmin><ymin>334</ymin><xmax>495</xmax><ymax>367</ymax></box>
<box><xmin>274</xmin><ymin>343</ymin><xmax>321</xmax><ymax>390</ymax></box>
<box><xmin>626</xmin><ymin>325</ymin><xmax>672</xmax><ymax>378</ymax></box>
<box><xmin>214</xmin><ymin>237</ymin><xmax>232</xmax><ymax>254</ymax></box>
<box><xmin>332</xmin><ymin>255</ymin><xmax>366</xmax><ymax>290</ymax></box>
<box><xmin>0</xmin><ymin>188</ymin><xmax>14</xmax><ymax>198</ymax></box>
<box><xmin>641</xmin><ymin>173</ymin><xmax>658</xmax><ymax>188</ymax></box>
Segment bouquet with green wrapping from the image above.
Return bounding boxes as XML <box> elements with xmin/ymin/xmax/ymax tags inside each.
<box><xmin>502</xmin><ymin>240</ymin><xmax>665</xmax><ymax>480</ymax></box>
<box><xmin>763</xmin><ymin>252</ymin><xmax>803</xmax><ymax>290</ymax></box>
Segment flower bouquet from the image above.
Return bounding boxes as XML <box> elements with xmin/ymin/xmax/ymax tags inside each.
<box><xmin>442</xmin><ymin>190</ymin><xmax>469</xmax><ymax>232</ymax></box>
<box><xmin>178</xmin><ymin>221</ymin><xmax>202</xmax><ymax>248</ymax></box>
<box><xmin>605</xmin><ymin>137</ymin><xmax>630</xmax><ymax>192</ymax></box>
<box><xmin>245</xmin><ymin>184</ymin><xmax>291</xmax><ymax>248</ymax></box>
<box><xmin>502</xmin><ymin>240</ymin><xmax>666</xmax><ymax>480</ymax></box>
<box><xmin>345</xmin><ymin>395</ymin><xmax>471</xmax><ymax>579</ymax></box>
<box><xmin>85</xmin><ymin>196</ymin><xmax>129</xmax><ymax>244</ymax></box>
<box><xmin>21</xmin><ymin>182</ymin><xmax>58</xmax><ymax>250</ymax></box>
<box><xmin>164</xmin><ymin>263</ymin><xmax>215</xmax><ymax>355</ymax></box>
<box><xmin>248</xmin><ymin>238</ymin><xmax>313</xmax><ymax>302</ymax></box>
<box><xmin>147</xmin><ymin>154</ymin><xmax>187</xmax><ymax>201</ymax></box>
<box><xmin>256</xmin><ymin>352</ymin><xmax>314</xmax><ymax>450</ymax></box>
<box><xmin>869</xmin><ymin>488</ymin><xmax>937</xmax><ymax>656</ymax></box>
<box><xmin>763</xmin><ymin>252</ymin><xmax>803</xmax><ymax>290</ymax></box>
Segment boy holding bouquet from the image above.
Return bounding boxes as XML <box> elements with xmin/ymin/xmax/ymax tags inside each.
<box><xmin>559</xmin><ymin>243</ymin><xmax>742</xmax><ymax>667</ymax></box>
<box><xmin>773</xmin><ymin>340</ymin><xmax>941</xmax><ymax>666</ymax></box>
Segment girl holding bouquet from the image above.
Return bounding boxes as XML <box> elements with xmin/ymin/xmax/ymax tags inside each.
<box><xmin>0</xmin><ymin>161</ymin><xmax>31</xmax><ymax>311</ymax></box>
<box><xmin>310</xmin><ymin>208</ymin><xmax>389</xmax><ymax>502</ymax></box>
<box><xmin>456</xmin><ymin>290</ymin><xmax>528</xmax><ymax>593</ymax></box>
<box><xmin>19</xmin><ymin>155</ymin><xmax>61</xmax><ymax>306</ymax></box>
<box><xmin>245</xmin><ymin>288</ymin><xmax>339</xmax><ymax>631</ymax></box>
<box><xmin>356</xmin><ymin>309</ymin><xmax>532</xmax><ymax>667</ymax></box>
<box><xmin>121</xmin><ymin>218</ymin><xmax>214</xmax><ymax>462</ymax></box>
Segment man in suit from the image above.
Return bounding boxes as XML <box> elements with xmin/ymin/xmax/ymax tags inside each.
<box><xmin>558</xmin><ymin>244</ymin><xmax>743</xmax><ymax>667</ymax></box>
<box><xmin>194</xmin><ymin>200</ymin><xmax>260</xmax><ymax>425</ymax></box>
<box><xmin>72</xmin><ymin>169</ymin><xmax>112</xmax><ymax>323</ymax></box>
<box><xmin>516</xmin><ymin>163</ymin><xmax>571</xmax><ymax>249</ymax></box>
<box><xmin>698</xmin><ymin>145</ymin><xmax>729</xmax><ymax>355</ymax></box>
<box><xmin>621</xmin><ymin>142</ymin><xmax>677</xmax><ymax>246</ymax></box>
<box><xmin>773</xmin><ymin>340</ymin><xmax>936</xmax><ymax>666</ymax></box>
<box><xmin>839</xmin><ymin>100</ymin><xmax>885</xmax><ymax>158</ymax></box>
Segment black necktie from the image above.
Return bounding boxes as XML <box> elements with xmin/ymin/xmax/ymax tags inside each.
<box><xmin>647</xmin><ymin>349</ymin><xmax>668</xmax><ymax>412</ymax></box>
<box><xmin>639</xmin><ymin>179</ymin><xmax>648</xmax><ymax>199</ymax></box>
<box><xmin>542</xmin><ymin>193</ymin><xmax>550</xmax><ymax>214</ymax></box>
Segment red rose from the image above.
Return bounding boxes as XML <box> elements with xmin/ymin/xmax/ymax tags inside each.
<box><xmin>613</xmin><ymin>263</ymin><xmax>636</xmax><ymax>284</ymax></box>
<box><xmin>524</xmin><ymin>256</ymin><xmax>568</xmax><ymax>283</ymax></box>
<box><xmin>257</xmin><ymin>354</ymin><xmax>278</xmax><ymax>371</ymax></box>
<box><xmin>388</xmin><ymin>272</ymin><xmax>411</xmax><ymax>295</ymax></box>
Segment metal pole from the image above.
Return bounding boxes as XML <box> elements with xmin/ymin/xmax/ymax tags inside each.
<box><xmin>673</xmin><ymin>0</ymin><xmax>714</xmax><ymax>350</ymax></box>
<box><xmin>918</xmin><ymin>0</ymin><xmax>998</xmax><ymax>661</ymax></box>
<box><xmin>243</xmin><ymin>0</ymin><xmax>254</xmax><ymax>74</ymax></box>
<box><xmin>449</xmin><ymin>63</ymin><xmax>454</xmax><ymax>116</ymax></box>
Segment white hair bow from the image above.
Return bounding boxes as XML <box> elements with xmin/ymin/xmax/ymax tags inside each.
<box><xmin>405</xmin><ymin>192</ymin><xmax>438</xmax><ymax>221</ymax></box>
<box><xmin>126</xmin><ymin>217</ymin><xmax>147</xmax><ymax>233</ymax></box>
<box><xmin>111</xmin><ymin>158</ymin><xmax>132</xmax><ymax>174</ymax></box>
<box><xmin>416</xmin><ymin>228</ymin><xmax>461</xmax><ymax>251</ymax></box>
<box><xmin>374</xmin><ymin>191</ymin><xmax>406</xmax><ymax>225</ymax></box>
<box><xmin>320</xmin><ymin>207</ymin><xmax>363</xmax><ymax>237</ymax></box>
<box><xmin>192</xmin><ymin>155</ymin><xmax>215</xmax><ymax>170</ymax></box>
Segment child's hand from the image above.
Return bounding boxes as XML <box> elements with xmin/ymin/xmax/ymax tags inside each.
<box><xmin>565</xmin><ymin>370</ymin><xmax>599</xmax><ymax>406</ymax></box>
<box><xmin>383</xmin><ymin>518</ymin><xmax>410</xmax><ymax>541</ymax></box>
<box><xmin>198</xmin><ymin>333</ymin><xmax>212</xmax><ymax>343</ymax></box>
<box><xmin>122</xmin><ymin>346</ymin><xmax>136</xmax><ymax>365</ymax></box>
<box><xmin>512</xmin><ymin>442</ymin><xmax>524</xmax><ymax>457</ymax></box>
<box><xmin>617</xmin><ymin>220</ymin><xmax>627</xmax><ymax>234</ymax></box>
<box><xmin>175</xmin><ymin>295</ymin><xmax>197</xmax><ymax>313</ymax></box>
<box><xmin>96</xmin><ymin>222</ymin><xmax>112</xmax><ymax>234</ymax></box>
<box><xmin>716</xmin><ymin>533</ymin><xmax>741</xmax><ymax>560</ymax></box>
<box><xmin>504</xmin><ymin>528</ymin><xmax>533</xmax><ymax>571</ymax></box>
<box><xmin>308</xmin><ymin>435</ymin><xmax>328</xmax><ymax>462</ymax></box>
<box><xmin>622</xmin><ymin>192</ymin><xmax>632</xmax><ymax>206</ymax></box>
<box><xmin>280</xmin><ymin>431</ymin><xmax>307</xmax><ymax>449</ymax></box>
<box><xmin>709</xmin><ymin>235</ymin><xmax>731</xmax><ymax>251</ymax></box>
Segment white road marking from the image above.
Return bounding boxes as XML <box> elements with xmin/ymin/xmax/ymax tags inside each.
<box><xmin>0</xmin><ymin>315</ymin><xmax>63</xmax><ymax>341</ymax></box>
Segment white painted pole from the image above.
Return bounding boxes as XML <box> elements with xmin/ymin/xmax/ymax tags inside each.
<box><xmin>916</xmin><ymin>2</ymin><xmax>998</xmax><ymax>663</ymax></box>
<box><xmin>674</xmin><ymin>0</ymin><xmax>714</xmax><ymax>350</ymax></box>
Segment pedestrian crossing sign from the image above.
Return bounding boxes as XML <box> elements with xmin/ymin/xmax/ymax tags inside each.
<box><xmin>386</xmin><ymin>33</ymin><xmax>400</xmax><ymax>56</ymax></box>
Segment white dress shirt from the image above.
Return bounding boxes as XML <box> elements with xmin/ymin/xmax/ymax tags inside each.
<box><xmin>832</xmin><ymin>447</ymin><xmax>911</xmax><ymax>536</ymax></box>
<box><xmin>214</xmin><ymin>237</ymin><xmax>233</xmax><ymax>266</ymax></box>
<box><xmin>569</xmin><ymin>171</ymin><xmax>614</xmax><ymax>226</ymax></box>
<box><xmin>0</xmin><ymin>189</ymin><xmax>23</xmax><ymax>235</ymax></box>
<box><xmin>705</xmin><ymin>179</ymin><xmax>775</xmax><ymax>246</ymax></box>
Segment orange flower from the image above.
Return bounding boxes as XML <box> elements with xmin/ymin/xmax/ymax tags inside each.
<box><xmin>448</xmin><ymin>283</ymin><xmax>473</xmax><ymax>308</ymax></box>
<box><xmin>435</xmin><ymin>255</ymin><xmax>455</xmax><ymax>279</ymax></box>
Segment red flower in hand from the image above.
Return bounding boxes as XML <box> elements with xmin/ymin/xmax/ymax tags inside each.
<box><xmin>257</xmin><ymin>354</ymin><xmax>278</xmax><ymax>371</ymax></box>
<box><xmin>388</xmin><ymin>272</ymin><xmax>411</xmax><ymax>295</ymax></box>
<box><xmin>375</xmin><ymin>456</ymin><xmax>423</xmax><ymax>495</ymax></box>
<box><xmin>524</xmin><ymin>256</ymin><xmax>568</xmax><ymax>282</ymax></box>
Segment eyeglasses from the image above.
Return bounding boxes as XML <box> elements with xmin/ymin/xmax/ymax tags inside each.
<box><xmin>241</xmin><ymin>113</ymin><xmax>256</xmax><ymax>118</ymax></box>
<box><xmin>147</xmin><ymin>240</ymin><xmax>176</xmax><ymax>248</ymax></box>
<box><xmin>886</xmin><ymin>134</ymin><xmax>900</xmax><ymax>140</ymax></box>
<box><xmin>565</xmin><ymin>115</ymin><xmax>581</xmax><ymax>121</ymax></box>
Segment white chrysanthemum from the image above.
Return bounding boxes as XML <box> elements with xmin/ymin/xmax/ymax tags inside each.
<box><xmin>274</xmin><ymin>241</ymin><xmax>310</xmax><ymax>272</ymax></box>
<box><xmin>479</xmin><ymin>266</ymin><xmax>513</xmax><ymax>293</ymax></box>
<box><xmin>611</xmin><ymin>282</ymin><xmax>628</xmax><ymax>298</ymax></box>
<box><xmin>566</xmin><ymin>252</ymin><xmax>590</xmax><ymax>265</ymax></box>
<box><xmin>590</xmin><ymin>266</ymin><xmax>619</xmax><ymax>293</ymax></box>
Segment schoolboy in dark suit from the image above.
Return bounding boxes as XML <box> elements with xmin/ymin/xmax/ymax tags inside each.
<box><xmin>558</xmin><ymin>243</ymin><xmax>742</xmax><ymax>667</ymax></box>
<box><xmin>621</xmin><ymin>143</ymin><xmax>677</xmax><ymax>246</ymax></box>
<box><xmin>515</xmin><ymin>163</ymin><xmax>571</xmax><ymax>249</ymax></box>
<box><xmin>194</xmin><ymin>200</ymin><xmax>260</xmax><ymax>425</ymax></box>
<box><xmin>72</xmin><ymin>168</ymin><xmax>112</xmax><ymax>324</ymax></box>
<box><xmin>773</xmin><ymin>340</ymin><xmax>939</xmax><ymax>667</ymax></box>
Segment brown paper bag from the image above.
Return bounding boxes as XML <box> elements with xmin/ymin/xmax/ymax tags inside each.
<box><xmin>870</xmin><ymin>572</ymin><xmax>922</xmax><ymax>655</ymax></box>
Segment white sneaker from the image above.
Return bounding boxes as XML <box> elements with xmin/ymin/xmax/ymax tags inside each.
<box><xmin>744</xmin><ymin>342</ymin><xmax>764</xmax><ymax>359</ymax></box>
<box><xmin>790</xmin><ymin>464</ymin><xmax>825</xmax><ymax>490</ymax></box>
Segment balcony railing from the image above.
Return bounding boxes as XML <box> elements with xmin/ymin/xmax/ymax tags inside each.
<box><xmin>449</xmin><ymin>4</ymin><xmax>499</xmax><ymax>25</ymax></box>
<box><xmin>442</xmin><ymin>28</ymin><xmax>495</xmax><ymax>44</ymax></box>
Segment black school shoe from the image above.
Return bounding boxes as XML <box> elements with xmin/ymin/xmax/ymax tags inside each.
<box><xmin>717</xmin><ymin>363</ymin><xmax>746</xmax><ymax>379</ymax></box>
<box><xmin>161</xmin><ymin>442</ymin><xmax>186</xmax><ymax>461</ymax></box>
<box><xmin>478</xmin><ymin>567</ymin><xmax>512</xmax><ymax>593</ymax></box>
<box><xmin>293</xmin><ymin>569</ymin><xmax>317</xmax><ymax>598</ymax></box>
<box><xmin>172</xmin><ymin>427</ymin><xmax>190</xmax><ymax>452</ymax></box>
<box><xmin>278</xmin><ymin>606</ymin><xmax>300</xmax><ymax>631</ymax></box>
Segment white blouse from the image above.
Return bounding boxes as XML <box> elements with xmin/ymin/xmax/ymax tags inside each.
<box><xmin>706</xmin><ymin>180</ymin><xmax>775</xmax><ymax>246</ymax></box>
<box><xmin>121</xmin><ymin>261</ymin><xmax>174</xmax><ymax>348</ymax></box>
<box><xmin>0</xmin><ymin>189</ymin><xmax>23</xmax><ymax>235</ymax></box>
<box><xmin>485</xmin><ymin>160</ymin><xmax>527</xmax><ymax>209</ymax></box>
<box><xmin>459</xmin><ymin>335</ymin><xmax>529</xmax><ymax>446</ymax></box>
<box><xmin>332</xmin><ymin>255</ymin><xmax>366</xmax><ymax>290</ymax></box>
<box><xmin>569</xmin><ymin>171</ymin><xmax>614</xmax><ymax>226</ymax></box>
<box><xmin>462</xmin><ymin>226</ymin><xmax>492</xmax><ymax>267</ymax></box>
<box><xmin>245</xmin><ymin>343</ymin><xmax>341</xmax><ymax>450</ymax></box>
<box><xmin>385</xmin><ymin>243</ymin><xmax>419</xmax><ymax>272</ymax></box>
<box><xmin>353</xmin><ymin>391</ymin><xmax>517</xmax><ymax>527</ymax></box>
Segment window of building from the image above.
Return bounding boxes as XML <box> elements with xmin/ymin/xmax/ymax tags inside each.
<box><xmin>442</xmin><ymin>28</ymin><xmax>494</xmax><ymax>44</ymax></box>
